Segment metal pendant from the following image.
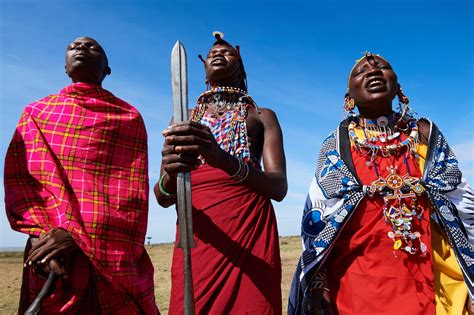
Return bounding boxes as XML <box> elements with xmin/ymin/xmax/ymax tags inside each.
<box><xmin>376</xmin><ymin>116</ymin><xmax>389</xmax><ymax>127</ymax></box>
<box><xmin>369</xmin><ymin>166</ymin><xmax>427</xmax><ymax>256</ymax></box>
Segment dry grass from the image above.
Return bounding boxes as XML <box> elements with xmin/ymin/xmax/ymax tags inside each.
<box><xmin>0</xmin><ymin>236</ymin><xmax>301</xmax><ymax>314</ymax></box>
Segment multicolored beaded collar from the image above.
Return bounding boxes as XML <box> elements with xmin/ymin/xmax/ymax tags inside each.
<box><xmin>191</xmin><ymin>86</ymin><xmax>258</xmax><ymax>165</ymax></box>
<box><xmin>348</xmin><ymin>114</ymin><xmax>419</xmax><ymax>158</ymax></box>
<box><xmin>194</xmin><ymin>86</ymin><xmax>257</xmax><ymax>118</ymax></box>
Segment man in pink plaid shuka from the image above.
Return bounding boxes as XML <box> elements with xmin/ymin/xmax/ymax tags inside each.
<box><xmin>4</xmin><ymin>37</ymin><xmax>159</xmax><ymax>314</ymax></box>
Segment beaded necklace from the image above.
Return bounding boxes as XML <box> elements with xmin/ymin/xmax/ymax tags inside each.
<box><xmin>191</xmin><ymin>86</ymin><xmax>258</xmax><ymax>165</ymax></box>
<box><xmin>193</xmin><ymin>86</ymin><xmax>257</xmax><ymax>119</ymax></box>
<box><xmin>368</xmin><ymin>163</ymin><xmax>427</xmax><ymax>256</ymax></box>
<box><xmin>348</xmin><ymin>114</ymin><xmax>419</xmax><ymax>161</ymax></box>
<box><xmin>351</xmin><ymin>114</ymin><xmax>427</xmax><ymax>256</ymax></box>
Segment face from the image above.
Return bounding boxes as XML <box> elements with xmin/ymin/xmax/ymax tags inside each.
<box><xmin>65</xmin><ymin>37</ymin><xmax>110</xmax><ymax>85</ymax></box>
<box><xmin>348</xmin><ymin>55</ymin><xmax>398</xmax><ymax>111</ymax></box>
<box><xmin>205</xmin><ymin>44</ymin><xmax>242</xmax><ymax>84</ymax></box>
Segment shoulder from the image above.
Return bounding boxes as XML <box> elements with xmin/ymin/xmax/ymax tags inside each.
<box><xmin>111</xmin><ymin>94</ymin><xmax>140</xmax><ymax>112</ymax></box>
<box><xmin>416</xmin><ymin>117</ymin><xmax>432</xmax><ymax>145</ymax></box>
<box><xmin>24</xmin><ymin>93</ymin><xmax>60</xmax><ymax>112</ymax></box>
<box><xmin>248</xmin><ymin>107</ymin><xmax>280</xmax><ymax>126</ymax></box>
<box><xmin>249</xmin><ymin>107</ymin><xmax>276</xmax><ymax>116</ymax></box>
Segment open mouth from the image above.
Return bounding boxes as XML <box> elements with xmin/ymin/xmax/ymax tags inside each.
<box><xmin>211</xmin><ymin>57</ymin><xmax>226</xmax><ymax>66</ymax></box>
<box><xmin>366</xmin><ymin>77</ymin><xmax>386</xmax><ymax>89</ymax></box>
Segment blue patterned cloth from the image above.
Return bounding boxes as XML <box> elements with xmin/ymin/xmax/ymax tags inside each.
<box><xmin>288</xmin><ymin>118</ymin><xmax>474</xmax><ymax>314</ymax></box>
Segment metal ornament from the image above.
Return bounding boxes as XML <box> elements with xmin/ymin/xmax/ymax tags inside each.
<box><xmin>368</xmin><ymin>166</ymin><xmax>427</xmax><ymax>256</ymax></box>
<box><xmin>376</xmin><ymin>116</ymin><xmax>389</xmax><ymax>127</ymax></box>
<box><xmin>171</xmin><ymin>40</ymin><xmax>196</xmax><ymax>315</ymax></box>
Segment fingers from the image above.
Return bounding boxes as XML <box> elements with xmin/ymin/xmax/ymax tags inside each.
<box><xmin>162</xmin><ymin>155</ymin><xmax>202</xmax><ymax>174</ymax></box>
<box><xmin>29</xmin><ymin>235</ymin><xmax>48</xmax><ymax>253</ymax></box>
<box><xmin>174</xmin><ymin>145</ymin><xmax>209</xmax><ymax>155</ymax></box>
<box><xmin>165</xmin><ymin>134</ymin><xmax>212</xmax><ymax>148</ymax></box>
<box><xmin>40</xmin><ymin>248</ymin><xmax>62</xmax><ymax>266</ymax></box>
<box><xmin>49</xmin><ymin>259</ymin><xmax>68</xmax><ymax>279</ymax></box>
<box><xmin>25</xmin><ymin>228</ymin><xmax>77</xmax><ymax>267</ymax></box>
<box><xmin>162</xmin><ymin>152</ymin><xmax>201</xmax><ymax>166</ymax></box>
<box><xmin>162</xmin><ymin>144</ymin><xmax>176</xmax><ymax>156</ymax></box>
<box><xmin>163</xmin><ymin>122</ymin><xmax>212</xmax><ymax>139</ymax></box>
<box><xmin>26</xmin><ymin>245</ymin><xmax>48</xmax><ymax>266</ymax></box>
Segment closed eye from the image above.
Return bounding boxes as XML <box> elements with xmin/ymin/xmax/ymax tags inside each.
<box><xmin>353</xmin><ymin>66</ymin><xmax>366</xmax><ymax>77</ymax></box>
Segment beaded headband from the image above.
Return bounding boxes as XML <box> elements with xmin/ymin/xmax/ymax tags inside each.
<box><xmin>198</xmin><ymin>31</ymin><xmax>248</xmax><ymax>91</ymax></box>
<box><xmin>347</xmin><ymin>52</ymin><xmax>390</xmax><ymax>90</ymax></box>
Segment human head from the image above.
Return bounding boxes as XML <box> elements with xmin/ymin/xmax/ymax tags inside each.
<box><xmin>201</xmin><ymin>32</ymin><xmax>247</xmax><ymax>91</ymax></box>
<box><xmin>65</xmin><ymin>37</ymin><xmax>111</xmax><ymax>86</ymax></box>
<box><xmin>346</xmin><ymin>53</ymin><xmax>402</xmax><ymax>118</ymax></box>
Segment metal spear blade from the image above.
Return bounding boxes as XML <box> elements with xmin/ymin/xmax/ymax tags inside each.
<box><xmin>171</xmin><ymin>41</ymin><xmax>188</xmax><ymax>123</ymax></box>
<box><xmin>171</xmin><ymin>40</ymin><xmax>196</xmax><ymax>315</ymax></box>
<box><xmin>171</xmin><ymin>40</ymin><xmax>196</xmax><ymax>249</ymax></box>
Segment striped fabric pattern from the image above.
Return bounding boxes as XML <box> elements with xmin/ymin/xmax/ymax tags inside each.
<box><xmin>4</xmin><ymin>82</ymin><xmax>158</xmax><ymax>314</ymax></box>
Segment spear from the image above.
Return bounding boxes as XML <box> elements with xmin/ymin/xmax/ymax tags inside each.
<box><xmin>24</xmin><ymin>270</ymin><xmax>57</xmax><ymax>315</ymax></box>
<box><xmin>171</xmin><ymin>40</ymin><xmax>196</xmax><ymax>315</ymax></box>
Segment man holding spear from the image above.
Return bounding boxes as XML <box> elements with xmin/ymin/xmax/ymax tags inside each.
<box><xmin>155</xmin><ymin>32</ymin><xmax>287</xmax><ymax>314</ymax></box>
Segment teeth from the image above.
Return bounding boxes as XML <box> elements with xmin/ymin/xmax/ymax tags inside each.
<box><xmin>369</xmin><ymin>80</ymin><xmax>383</xmax><ymax>87</ymax></box>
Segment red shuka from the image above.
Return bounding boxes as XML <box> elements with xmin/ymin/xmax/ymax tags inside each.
<box><xmin>325</xmin><ymin>145</ymin><xmax>435</xmax><ymax>314</ymax></box>
<box><xmin>169</xmin><ymin>165</ymin><xmax>282</xmax><ymax>314</ymax></box>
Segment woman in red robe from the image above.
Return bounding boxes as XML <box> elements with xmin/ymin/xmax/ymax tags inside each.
<box><xmin>288</xmin><ymin>53</ymin><xmax>472</xmax><ymax>315</ymax></box>
<box><xmin>155</xmin><ymin>32</ymin><xmax>287</xmax><ymax>314</ymax></box>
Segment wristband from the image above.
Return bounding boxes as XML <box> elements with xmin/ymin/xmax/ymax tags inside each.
<box><xmin>159</xmin><ymin>172</ymin><xmax>176</xmax><ymax>198</ymax></box>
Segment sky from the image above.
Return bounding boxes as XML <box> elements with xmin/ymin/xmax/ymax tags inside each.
<box><xmin>0</xmin><ymin>0</ymin><xmax>473</xmax><ymax>249</ymax></box>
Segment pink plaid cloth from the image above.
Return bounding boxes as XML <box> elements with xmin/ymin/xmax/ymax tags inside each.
<box><xmin>4</xmin><ymin>82</ymin><xmax>158</xmax><ymax>314</ymax></box>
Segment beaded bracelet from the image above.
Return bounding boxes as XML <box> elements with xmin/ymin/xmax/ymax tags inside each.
<box><xmin>159</xmin><ymin>172</ymin><xmax>176</xmax><ymax>198</ymax></box>
<box><xmin>309</xmin><ymin>271</ymin><xmax>329</xmax><ymax>292</ymax></box>
<box><xmin>236</xmin><ymin>164</ymin><xmax>249</xmax><ymax>183</ymax></box>
<box><xmin>230</xmin><ymin>157</ymin><xmax>243</xmax><ymax>178</ymax></box>
<box><xmin>231</xmin><ymin>159</ymin><xmax>249</xmax><ymax>183</ymax></box>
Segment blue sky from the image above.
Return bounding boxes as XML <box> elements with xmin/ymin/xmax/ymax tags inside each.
<box><xmin>1</xmin><ymin>0</ymin><xmax>473</xmax><ymax>248</ymax></box>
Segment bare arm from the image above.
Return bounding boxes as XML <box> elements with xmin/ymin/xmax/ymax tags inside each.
<box><xmin>231</xmin><ymin>108</ymin><xmax>287</xmax><ymax>201</ymax></box>
<box><xmin>154</xmin><ymin>109</ymin><xmax>287</xmax><ymax>206</ymax></box>
<box><xmin>417</xmin><ymin>118</ymin><xmax>430</xmax><ymax>146</ymax></box>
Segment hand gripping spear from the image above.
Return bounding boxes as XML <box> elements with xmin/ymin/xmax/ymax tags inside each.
<box><xmin>24</xmin><ymin>270</ymin><xmax>57</xmax><ymax>315</ymax></box>
<box><xmin>171</xmin><ymin>41</ymin><xmax>197</xmax><ymax>315</ymax></box>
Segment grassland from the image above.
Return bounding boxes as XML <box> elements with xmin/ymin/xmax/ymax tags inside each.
<box><xmin>0</xmin><ymin>236</ymin><xmax>300</xmax><ymax>314</ymax></box>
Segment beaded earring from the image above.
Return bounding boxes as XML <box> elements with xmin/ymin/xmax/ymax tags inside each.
<box><xmin>397</xmin><ymin>84</ymin><xmax>410</xmax><ymax>120</ymax></box>
<box><xmin>344</xmin><ymin>93</ymin><xmax>356</xmax><ymax>116</ymax></box>
<box><xmin>198</xmin><ymin>54</ymin><xmax>210</xmax><ymax>90</ymax></box>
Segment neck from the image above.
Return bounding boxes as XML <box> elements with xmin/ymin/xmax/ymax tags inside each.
<box><xmin>208</xmin><ymin>71</ymin><xmax>242</xmax><ymax>90</ymax></box>
<box><xmin>210</xmin><ymin>81</ymin><xmax>240</xmax><ymax>90</ymax></box>
<box><xmin>72</xmin><ymin>78</ymin><xmax>102</xmax><ymax>86</ymax></box>
<box><xmin>357</xmin><ymin>104</ymin><xmax>393</xmax><ymax>119</ymax></box>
